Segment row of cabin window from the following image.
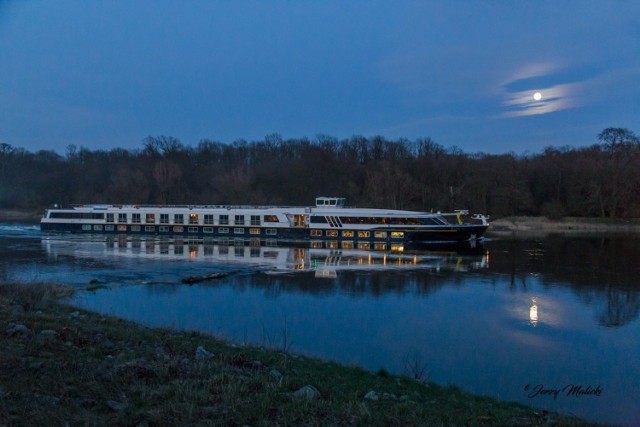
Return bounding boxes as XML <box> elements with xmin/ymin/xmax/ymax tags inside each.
<box><xmin>104</xmin><ymin>213</ymin><xmax>279</xmax><ymax>225</ymax></box>
<box><xmin>310</xmin><ymin>241</ymin><xmax>404</xmax><ymax>251</ymax></box>
<box><xmin>309</xmin><ymin>230</ymin><xmax>404</xmax><ymax>238</ymax></box>
<box><xmin>84</xmin><ymin>224</ymin><xmax>278</xmax><ymax>235</ymax></box>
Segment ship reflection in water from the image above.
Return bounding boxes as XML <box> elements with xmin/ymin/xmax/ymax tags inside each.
<box><xmin>41</xmin><ymin>235</ymin><xmax>489</xmax><ymax>278</ymax></box>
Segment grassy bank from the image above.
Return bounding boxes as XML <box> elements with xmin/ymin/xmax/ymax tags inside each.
<box><xmin>0</xmin><ymin>282</ymin><xmax>601</xmax><ymax>426</ymax></box>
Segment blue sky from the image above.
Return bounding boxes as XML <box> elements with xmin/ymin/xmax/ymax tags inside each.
<box><xmin>1</xmin><ymin>1</ymin><xmax>638</xmax><ymax>154</ymax></box>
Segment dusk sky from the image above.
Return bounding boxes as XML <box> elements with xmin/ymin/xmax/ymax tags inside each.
<box><xmin>1</xmin><ymin>1</ymin><xmax>638</xmax><ymax>155</ymax></box>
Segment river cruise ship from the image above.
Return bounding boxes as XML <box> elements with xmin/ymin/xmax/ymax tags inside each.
<box><xmin>40</xmin><ymin>197</ymin><xmax>489</xmax><ymax>244</ymax></box>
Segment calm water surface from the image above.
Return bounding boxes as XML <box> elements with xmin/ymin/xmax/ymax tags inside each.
<box><xmin>1</xmin><ymin>224</ymin><xmax>639</xmax><ymax>425</ymax></box>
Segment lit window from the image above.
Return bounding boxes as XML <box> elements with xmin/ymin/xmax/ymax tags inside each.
<box><xmin>173</xmin><ymin>226</ymin><xmax>184</xmax><ymax>233</ymax></box>
<box><xmin>249</xmin><ymin>228</ymin><xmax>260</xmax><ymax>235</ymax></box>
<box><xmin>310</xmin><ymin>230</ymin><xmax>322</xmax><ymax>237</ymax></box>
<box><xmin>146</xmin><ymin>213</ymin><xmax>155</xmax><ymax>224</ymax></box>
<box><xmin>264</xmin><ymin>215</ymin><xmax>278</xmax><ymax>222</ymax></box>
<box><xmin>342</xmin><ymin>230</ymin><xmax>354</xmax><ymax>237</ymax></box>
<box><xmin>358</xmin><ymin>231</ymin><xmax>370</xmax><ymax>238</ymax></box>
<box><xmin>374</xmin><ymin>231</ymin><xmax>387</xmax><ymax>238</ymax></box>
<box><xmin>326</xmin><ymin>230</ymin><xmax>338</xmax><ymax>237</ymax></box>
<box><xmin>391</xmin><ymin>232</ymin><xmax>404</xmax><ymax>239</ymax></box>
<box><xmin>189</xmin><ymin>213</ymin><xmax>199</xmax><ymax>225</ymax></box>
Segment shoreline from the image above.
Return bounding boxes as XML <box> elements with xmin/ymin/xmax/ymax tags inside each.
<box><xmin>0</xmin><ymin>208</ymin><xmax>41</xmax><ymax>223</ymax></box>
<box><xmin>0</xmin><ymin>282</ymin><xmax>600</xmax><ymax>426</ymax></box>
<box><xmin>489</xmin><ymin>216</ymin><xmax>640</xmax><ymax>234</ymax></box>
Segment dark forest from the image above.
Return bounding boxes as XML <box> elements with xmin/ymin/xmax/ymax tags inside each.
<box><xmin>1</xmin><ymin>127</ymin><xmax>638</xmax><ymax>219</ymax></box>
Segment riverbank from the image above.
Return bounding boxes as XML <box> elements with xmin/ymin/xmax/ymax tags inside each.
<box><xmin>0</xmin><ymin>282</ymin><xmax>600</xmax><ymax>426</ymax></box>
<box><xmin>489</xmin><ymin>216</ymin><xmax>640</xmax><ymax>234</ymax></box>
<box><xmin>0</xmin><ymin>208</ymin><xmax>41</xmax><ymax>223</ymax></box>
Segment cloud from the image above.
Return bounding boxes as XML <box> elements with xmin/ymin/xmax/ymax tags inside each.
<box><xmin>499</xmin><ymin>62</ymin><xmax>587</xmax><ymax>118</ymax></box>
<box><xmin>371</xmin><ymin>114</ymin><xmax>476</xmax><ymax>138</ymax></box>
<box><xmin>501</xmin><ymin>82</ymin><xmax>580</xmax><ymax>118</ymax></box>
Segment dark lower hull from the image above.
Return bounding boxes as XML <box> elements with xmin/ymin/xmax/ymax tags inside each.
<box><xmin>40</xmin><ymin>223</ymin><xmax>488</xmax><ymax>243</ymax></box>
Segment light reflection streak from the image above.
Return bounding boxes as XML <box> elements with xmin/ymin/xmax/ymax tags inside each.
<box><xmin>529</xmin><ymin>297</ymin><xmax>538</xmax><ymax>326</ymax></box>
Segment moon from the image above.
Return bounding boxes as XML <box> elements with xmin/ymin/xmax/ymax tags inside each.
<box><xmin>533</xmin><ymin>92</ymin><xmax>542</xmax><ymax>101</ymax></box>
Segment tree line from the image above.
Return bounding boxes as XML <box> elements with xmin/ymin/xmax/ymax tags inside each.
<box><xmin>0</xmin><ymin>127</ymin><xmax>638</xmax><ymax>219</ymax></box>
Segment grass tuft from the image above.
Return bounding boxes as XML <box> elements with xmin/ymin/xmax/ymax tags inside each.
<box><xmin>0</xmin><ymin>281</ymin><xmax>73</xmax><ymax>311</ymax></box>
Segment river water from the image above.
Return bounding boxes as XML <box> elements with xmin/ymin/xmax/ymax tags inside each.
<box><xmin>1</xmin><ymin>224</ymin><xmax>638</xmax><ymax>425</ymax></box>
